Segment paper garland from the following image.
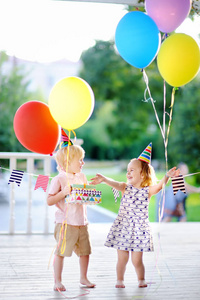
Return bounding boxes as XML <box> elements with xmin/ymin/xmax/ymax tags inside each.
<box><xmin>8</xmin><ymin>169</ymin><xmax>24</xmax><ymax>187</ymax></box>
<box><xmin>112</xmin><ymin>187</ymin><xmax>120</xmax><ymax>203</ymax></box>
<box><xmin>1</xmin><ymin>166</ymin><xmax>199</xmax><ymax>196</ymax></box>
<box><xmin>0</xmin><ymin>166</ymin><xmax>50</xmax><ymax>193</ymax></box>
<box><xmin>34</xmin><ymin>175</ymin><xmax>50</xmax><ymax>192</ymax></box>
<box><xmin>171</xmin><ymin>175</ymin><xmax>186</xmax><ymax>195</ymax></box>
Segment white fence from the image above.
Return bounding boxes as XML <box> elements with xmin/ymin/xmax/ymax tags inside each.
<box><xmin>0</xmin><ymin>152</ymin><xmax>53</xmax><ymax>235</ymax></box>
<box><xmin>0</xmin><ymin>148</ymin><xmax>120</xmax><ymax>235</ymax></box>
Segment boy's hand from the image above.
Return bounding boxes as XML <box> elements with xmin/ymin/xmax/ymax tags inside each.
<box><xmin>167</xmin><ymin>167</ymin><xmax>180</xmax><ymax>178</ymax></box>
<box><xmin>63</xmin><ymin>185</ymin><xmax>71</xmax><ymax>197</ymax></box>
<box><xmin>90</xmin><ymin>173</ymin><xmax>105</xmax><ymax>185</ymax></box>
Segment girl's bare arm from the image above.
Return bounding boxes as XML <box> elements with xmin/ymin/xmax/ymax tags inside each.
<box><xmin>90</xmin><ymin>173</ymin><xmax>126</xmax><ymax>192</ymax></box>
<box><xmin>149</xmin><ymin>167</ymin><xmax>180</xmax><ymax>198</ymax></box>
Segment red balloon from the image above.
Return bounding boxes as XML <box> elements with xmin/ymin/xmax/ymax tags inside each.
<box><xmin>14</xmin><ymin>101</ymin><xmax>60</xmax><ymax>155</ymax></box>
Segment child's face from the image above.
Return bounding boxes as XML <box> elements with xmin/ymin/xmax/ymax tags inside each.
<box><xmin>68</xmin><ymin>156</ymin><xmax>85</xmax><ymax>174</ymax></box>
<box><xmin>126</xmin><ymin>160</ymin><xmax>143</xmax><ymax>187</ymax></box>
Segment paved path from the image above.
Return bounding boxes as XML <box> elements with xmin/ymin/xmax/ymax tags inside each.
<box><xmin>0</xmin><ymin>222</ymin><xmax>200</xmax><ymax>299</ymax></box>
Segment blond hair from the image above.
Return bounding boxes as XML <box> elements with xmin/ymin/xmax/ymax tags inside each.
<box><xmin>55</xmin><ymin>145</ymin><xmax>85</xmax><ymax>172</ymax></box>
<box><xmin>130</xmin><ymin>158</ymin><xmax>157</xmax><ymax>187</ymax></box>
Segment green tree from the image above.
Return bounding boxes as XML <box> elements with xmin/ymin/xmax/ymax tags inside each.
<box><xmin>78</xmin><ymin>39</ymin><xmax>200</xmax><ymax>176</ymax></box>
<box><xmin>0</xmin><ymin>52</ymin><xmax>38</xmax><ymax>152</ymax></box>
<box><xmin>168</xmin><ymin>76</ymin><xmax>200</xmax><ymax>175</ymax></box>
<box><xmin>78</xmin><ymin>40</ymin><xmax>170</xmax><ymax>160</ymax></box>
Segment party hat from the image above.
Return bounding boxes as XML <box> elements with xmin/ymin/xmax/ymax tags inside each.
<box><xmin>138</xmin><ymin>143</ymin><xmax>152</xmax><ymax>164</ymax></box>
<box><xmin>60</xmin><ymin>128</ymin><xmax>73</xmax><ymax>148</ymax></box>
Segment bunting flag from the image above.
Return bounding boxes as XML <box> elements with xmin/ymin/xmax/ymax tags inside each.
<box><xmin>171</xmin><ymin>175</ymin><xmax>186</xmax><ymax>195</ymax></box>
<box><xmin>112</xmin><ymin>187</ymin><xmax>120</xmax><ymax>203</ymax></box>
<box><xmin>34</xmin><ymin>175</ymin><xmax>49</xmax><ymax>192</ymax></box>
<box><xmin>8</xmin><ymin>169</ymin><xmax>24</xmax><ymax>187</ymax></box>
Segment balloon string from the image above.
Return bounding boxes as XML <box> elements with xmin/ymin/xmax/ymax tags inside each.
<box><xmin>142</xmin><ymin>69</ymin><xmax>165</xmax><ymax>140</ymax></box>
<box><xmin>163</xmin><ymin>80</ymin><xmax>168</xmax><ymax>171</ymax></box>
<box><xmin>142</xmin><ymin>71</ymin><xmax>176</xmax><ymax>290</ymax></box>
<box><xmin>142</xmin><ymin>71</ymin><xmax>176</xmax><ymax>173</ymax></box>
<box><xmin>158</xmin><ymin>182</ymin><xmax>166</xmax><ymax>222</ymax></box>
<box><xmin>60</xmin><ymin>131</ymin><xmax>72</xmax><ymax>255</ymax></box>
<box><xmin>71</xmin><ymin>129</ymin><xmax>77</xmax><ymax>143</ymax></box>
<box><xmin>142</xmin><ymin>73</ymin><xmax>194</xmax><ymax>291</ymax></box>
<box><xmin>165</xmin><ymin>87</ymin><xmax>176</xmax><ymax>150</ymax></box>
<box><xmin>162</xmin><ymin>33</ymin><xmax>168</xmax><ymax>41</ymax></box>
<box><xmin>183</xmin><ymin>171</ymin><xmax>200</xmax><ymax>178</ymax></box>
<box><xmin>66</xmin><ymin>130</ymin><xmax>70</xmax><ymax>175</ymax></box>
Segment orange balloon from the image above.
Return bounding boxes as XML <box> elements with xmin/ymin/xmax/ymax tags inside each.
<box><xmin>14</xmin><ymin>101</ymin><xmax>60</xmax><ymax>155</ymax></box>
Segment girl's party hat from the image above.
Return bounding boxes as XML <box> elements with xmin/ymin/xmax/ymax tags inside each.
<box><xmin>138</xmin><ymin>143</ymin><xmax>152</xmax><ymax>164</ymax></box>
<box><xmin>60</xmin><ymin>128</ymin><xmax>73</xmax><ymax>148</ymax></box>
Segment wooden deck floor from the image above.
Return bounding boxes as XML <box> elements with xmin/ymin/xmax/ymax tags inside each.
<box><xmin>0</xmin><ymin>222</ymin><xmax>200</xmax><ymax>300</ymax></box>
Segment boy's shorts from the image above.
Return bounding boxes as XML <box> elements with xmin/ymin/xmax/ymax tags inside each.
<box><xmin>54</xmin><ymin>223</ymin><xmax>92</xmax><ymax>257</ymax></box>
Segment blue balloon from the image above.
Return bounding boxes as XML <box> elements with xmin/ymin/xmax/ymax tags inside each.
<box><xmin>115</xmin><ymin>11</ymin><xmax>161</xmax><ymax>69</ymax></box>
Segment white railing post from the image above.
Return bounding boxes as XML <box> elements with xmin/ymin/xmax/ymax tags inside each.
<box><xmin>0</xmin><ymin>145</ymin><xmax>82</xmax><ymax>234</ymax></box>
<box><xmin>27</xmin><ymin>157</ymin><xmax>34</xmax><ymax>234</ymax></box>
<box><xmin>9</xmin><ymin>157</ymin><xmax>16</xmax><ymax>234</ymax></box>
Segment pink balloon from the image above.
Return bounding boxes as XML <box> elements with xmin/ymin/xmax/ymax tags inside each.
<box><xmin>145</xmin><ymin>0</ymin><xmax>192</xmax><ymax>33</ymax></box>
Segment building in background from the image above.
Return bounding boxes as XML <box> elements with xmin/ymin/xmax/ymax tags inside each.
<box><xmin>3</xmin><ymin>55</ymin><xmax>81</xmax><ymax>99</ymax></box>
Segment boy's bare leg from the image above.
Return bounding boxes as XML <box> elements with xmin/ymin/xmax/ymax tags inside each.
<box><xmin>54</xmin><ymin>255</ymin><xmax>66</xmax><ymax>291</ymax></box>
<box><xmin>79</xmin><ymin>255</ymin><xmax>96</xmax><ymax>288</ymax></box>
<box><xmin>131</xmin><ymin>252</ymin><xmax>147</xmax><ymax>288</ymax></box>
<box><xmin>116</xmin><ymin>250</ymin><xmax>129</xmax><ymax>288</ymax></box>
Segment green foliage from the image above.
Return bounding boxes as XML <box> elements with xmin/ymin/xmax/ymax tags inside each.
<box><xmin>78</xmin><ymin>40</ymin><xmax>166</xmax><ymax>160</ymax></box>
<box><xmin>0</xmin><ymin>52</ymin><xmax>40</xmax><ymax>153</ymax></box>
<box><xmin>79</xmin><ymin>39</ymin><xmax>200</xmax><ymax>187</ymax></box>
<box><xmin>168</xmin><ymin>76</ymin><xmax>200</xmax><ymax>180</ymax></box>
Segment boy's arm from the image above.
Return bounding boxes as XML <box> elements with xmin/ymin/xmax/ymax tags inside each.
<box><xmin>90</xmin><ymin>173</ymin><xmax>126</xmax><ymax>192</ymax></box>
<box><xmin>149</xmin><ymin>167</ymin><xmax>180</xmax><ymax>198</ymax></box>
<box><xmin>47</xmin><ymin>185</ymin><xmax>70</xmax><ymax>206</ymax></box>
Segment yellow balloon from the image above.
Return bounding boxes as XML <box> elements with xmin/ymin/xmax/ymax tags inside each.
<box><xmin>157</xmin><ymin>33</ymin><xmax>200</xmax><ymax>87</ymax></box>
<box><xmin>48</xmin><ymin>77</ymin><xmax>95</xmax><ymax>130</ymax></box>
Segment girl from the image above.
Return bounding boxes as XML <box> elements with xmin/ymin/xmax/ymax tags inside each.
<box><xmin>47</xmin><ymin>134</ymin><xmax>95</xmax><ymax>291</ymax></box>
<box><xmin>90</xmin><ymin>143</ymin><xmax>179</xmax><ymax>288</ymax></box>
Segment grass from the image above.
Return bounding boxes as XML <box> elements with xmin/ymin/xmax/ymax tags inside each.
<box><xmin>86</xmin><ymin>172</ymin><xmax>200</xmax><ymax>222</ymax></box>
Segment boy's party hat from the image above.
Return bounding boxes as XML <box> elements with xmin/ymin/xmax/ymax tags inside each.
<box><xmin>60</xmin><ymin>128</ymin><xmax>73</xmax><ymax>148</ymax></box>
<box><xmin>138</xmin><ymin>142</ymin><xmax>152</xmax><ymax>164</ymax></box>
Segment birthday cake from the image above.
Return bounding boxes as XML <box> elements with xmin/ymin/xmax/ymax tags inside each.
<box><xmin>65</xmin><ymin>184</ymin><xmax>102</xmax><ymax>205</ymax></box>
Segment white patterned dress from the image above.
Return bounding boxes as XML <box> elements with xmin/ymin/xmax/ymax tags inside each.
<box><xmin>105</xmin><ymin>184</ymin><xmax>154</xmax><ymax>252</ymax></box>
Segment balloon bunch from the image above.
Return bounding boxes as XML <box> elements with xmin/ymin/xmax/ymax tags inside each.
<box><xmin>115</xmin><ymin>0</ymin><xmax>200</xmax><ymax>169</ymax></box>
<box><xmin>13</xmin><ymin>77</ymin><xmax>95</xmax><ymax>155</ymax></box>
<box><xmin>115</xmin><ymin>0</ymin><xmax>200</xmax><ymax>87</ymax></box>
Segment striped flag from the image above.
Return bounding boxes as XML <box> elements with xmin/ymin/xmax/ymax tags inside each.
<box><xmin>171</xmin><ymin>175</ymin><xmax>186</xmax><ymax>195</ymax></box>
<box><xmin>34</xmin><ymin>175</ymin><xmax>49</xmax><ymax>192</ymax></box>
<box><xmin>8</xmin><ymin>169</ymin><xmax>24</xmax><ymax>187</ymax></box>
<box><xmin>112</xmin><ymin>188</ymin><xmax>120</xmax><ymax>203</ymax></box>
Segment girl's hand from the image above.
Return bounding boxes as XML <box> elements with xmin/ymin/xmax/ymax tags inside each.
<box><xmin>90</xmin><ymin>173</ymin><xmax>105</xmax><ymax>185</ymax></box>
<box><xmin>166</xmin><ymin>167</ymin><xmax>180</xmax><ymax>178</ymax></box>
